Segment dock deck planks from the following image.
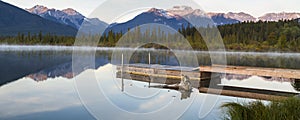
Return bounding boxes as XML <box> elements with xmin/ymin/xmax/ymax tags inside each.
<box><xmin>200</xmin><ymin>65</ymin><xmax>300</xmax><ymax>80</ymax></box>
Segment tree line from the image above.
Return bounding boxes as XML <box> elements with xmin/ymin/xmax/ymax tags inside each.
<box><xmin>1</xmin><ymin>19</ymin><xmax>300</xmax><ymax>52</ymax></box>
<box><xmin>0</xmin><ymin>31</ymin><xmax>75</xmax><ymax>46</ymax></box>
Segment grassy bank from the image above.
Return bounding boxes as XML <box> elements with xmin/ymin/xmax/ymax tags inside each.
<box><xmin>222</xmin><ymin>97</ymin><xmax>300</xmax><ymax>120</ymax></box>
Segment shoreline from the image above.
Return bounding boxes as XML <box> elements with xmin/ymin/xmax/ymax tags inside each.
<box><xmin>0</xmin><ymin>44</ymin><xmax>300</xmax><ymax>56</ymax></box>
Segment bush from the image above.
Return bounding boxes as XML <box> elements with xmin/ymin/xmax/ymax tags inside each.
<box><xmin>222</xmin><ymin>97</ymin><xmax>300</xmax><ymax>120</ymax></box>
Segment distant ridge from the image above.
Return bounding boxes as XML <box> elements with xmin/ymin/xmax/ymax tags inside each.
<box><xmin>26</xmin><ymin>5</ymin><xmax>108</xmax><ymax>34</ymax></box>
<box><xmin>2</xmin><ymin>2</ymin><xmax>300</xmax><ymax>36</ymax></box>
<box><xmin>26</xmin><ymin>5</ymin><xmax>85</xmax><ymax>29</ymax></box>
<box><xmin>259</xmin><ymin>12</ymin><xmax>300</xmax><ymax>21</ymax></box>
<box><xmin>106</xmin><ymin>6</ymin><xmax>300</xmax><ymax>34</ymax></box>
<box><xmin>0</xmin><ymin>1</ymin><xmax>77</xmax><ymax>36</ymax></box>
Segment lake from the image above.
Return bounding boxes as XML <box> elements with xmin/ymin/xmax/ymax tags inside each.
<box><xmin>0</xmin><ymin>45</ymin><xmax>299</xmax><ymax>120</ymax></box>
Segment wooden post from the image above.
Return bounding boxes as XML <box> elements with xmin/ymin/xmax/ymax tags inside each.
<box><xmin>148</xmin><ymin>52</ymin><xmax>151</xmax><ymax>87</ymax></box>
<box><xmin>121</xmin><ymin>53</ymin><xmax>124</xmax><ymax>92</ymax></box>
<box><xmin>148</xmin><ymin>77</ymin><xmax>151</xmax><ymax>88</ymax></box>
<box><xmin>148</xmin><ymin>52</ymin><xmax>151</xmax><ymax>65</ymax></box>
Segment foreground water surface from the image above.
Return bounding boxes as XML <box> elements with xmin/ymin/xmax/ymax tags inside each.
<box><xmin>0</xmin><ymin>45</ymin><xmax>299</xmax><ymax>119</ymax></box>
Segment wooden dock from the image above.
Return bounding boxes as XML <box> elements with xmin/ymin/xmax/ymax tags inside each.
<box><xmin>200</xmin><ymin>65</ymin><xmax>300</xmax><ymax>80</ymax></box>
<box><xmin>117</xmin><ymin>64</ymin><xmax>202</xmax><ymax>80</ymax></box>
<box><xmin>116</xmin><ymin>64</ymin><xmax>300</xmax><ymax>100</ymax></box>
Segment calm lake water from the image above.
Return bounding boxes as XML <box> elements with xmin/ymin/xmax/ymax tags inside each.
<box><xmin>0</xmin><ymin>45</ymin><xmax>299</xmax><ymax>120</ymax></box>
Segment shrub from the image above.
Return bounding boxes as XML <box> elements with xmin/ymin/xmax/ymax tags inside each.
<box><xmin>222</xmin><ymin>97</ymin><xmax>300</xmax><ymax>120</ymax></box>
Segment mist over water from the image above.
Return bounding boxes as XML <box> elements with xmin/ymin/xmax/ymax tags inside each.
<box><xmin>1</xmin><ymin>45</ymin><xmax>300</xmax><ymax>69</ymax></box>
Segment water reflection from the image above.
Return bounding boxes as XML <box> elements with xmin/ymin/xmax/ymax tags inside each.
<box><xmin>1</xmin><ymin>62</ymin><xmax>299</xmax><ymax>119</ymax></box>
<box><xmin>74</xmin><ymin>63</ymin><xmax>244</xmax><ymax>119</ymax></box>
<box><xmin>149</xmin><ymin>85</ymin><xmax>193</xmax><ymax>100</ymax></box>
<box><xmin>221</xmin><ymin>74</ymin><xmax>299</xmax><ymax>93</ymax></box>
<box><xmin>0</xmin><ymin>50</ymin><xmax>111</xmax><ymax>85</ymax></box>
<box><xmin>0</xmin><ymin>50</ymin><xmax>72</xmax><ymax>86</ymax></box>
<box><xmin>0</xmin><ymin>77</ymin><xmax>94</xmax><ymax>120</ymax></box>
<box><xmin>1</xmin><ymin>47</ymin><xmax>300</xmax><ymax>119</ymax></box>
<box><xmin>2</xmin><ymin>48</ymin><xmax>300</xmax><ymax>87</ymax></box>
<box><xmin>146</xmin><ymin>75</ymin><xmax>193</xmax><ymax>100</ymax></box>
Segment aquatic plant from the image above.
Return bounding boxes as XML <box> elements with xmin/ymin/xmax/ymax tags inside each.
<box><xmin>222</xmin><ymin>97</ymin><xmax>300</xmax><ymax>120</ymax></box>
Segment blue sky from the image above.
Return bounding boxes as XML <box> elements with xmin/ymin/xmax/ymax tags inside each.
<box><xmin>2</xmin><ymin>0</ymin><xmax>300</xmax><ymax>23</ymax></box>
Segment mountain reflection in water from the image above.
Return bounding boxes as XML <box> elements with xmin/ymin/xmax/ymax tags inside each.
<box><xmin>1</xmin><ymin>62</ymin><xmax>300</xmax><ymax>119</ymax></box>
<box><xmin>1</xmin><ymin>47</ymin><xmax>300</xmax><ymax>119</ymax></box>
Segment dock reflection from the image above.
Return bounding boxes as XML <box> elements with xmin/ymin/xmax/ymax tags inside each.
<box><xmin>116</xmin><ymin>64</ymin><xmax>300</xmax><ymax>101</ymax></box>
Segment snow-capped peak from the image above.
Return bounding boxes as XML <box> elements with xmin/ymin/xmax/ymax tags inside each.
<box><xmin>26</xmin><ymin>5</ymin><xmax>107</xmax><ymax>30</ymax></box>
<box><xmin>26</xmin><ymin>5</ymin><xmax>86</xmax><ymax>29</ymax></box>
<box><xmin>147</xmin><ymin>8</ymin><xmax>177</xmax><ymax>19</ymax></box>
<box><xmin>26</xmin><ymin>5</ymin><xmax>49</xmax><ymax>14</ymax></box>
<box><xmin>225</xmin><ymin>12</ymin><xmax>257</xmax><ymax>22</ymax></box>
<box><xmin>259</xmin><ymin>12</ymin><xmax>300</xmax><ymax>21</ymax></box>
<box><xmin>206</xmin><ymin>12</ymin><xmax>258</xmax><ymax>22</ymax></box>
<box><xmin>62</xmin><ymin>8</ymin><xmax>81</xmax><ymax>16</ymax></box>
<box><xmin>167</xmin><ymin>6</ymin><xmax>206</xmax><ymax>17</ymax></box>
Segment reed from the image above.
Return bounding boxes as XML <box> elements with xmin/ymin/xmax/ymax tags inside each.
<box><xmin>221</xmin><ymin>97</ymin><xmax>300</xmax><ymax>120</ymax></box>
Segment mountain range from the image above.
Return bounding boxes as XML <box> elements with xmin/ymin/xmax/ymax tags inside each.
<box><xmin>26</xmin><ymin>5</ymin><xmax>85</xmax><ymax>29</ymax></box>
<box><xmin>105</xmin><ymin>7</ymin><xmax>250</xmax><ymax>33</ymax></box>
<box><xmin>105</xmin><ymin>6</ymin><xmax>300</xmax><ymax>33</ymax></box>
<box><xmin>167</xmin><ymin>6</ymin><xmax>300</xmax><ymax>22</ymax></box>
<box><xmin>1</xmin><ymin>1</ymin><xmax>300</xmax><ymax>36</ymax></box>
<box><xmin>0</xmin><ymin>1</ymin><xmax>77</xmax><ymax>36</ymax></box>
<box><xmin>25</xmin><ymin>5</ymin><xmax>108</xmax><ymax>34</ymax></box>
<box><xmin>259</xmin><ymin>12</ymin><xmax>300</xmax><ymax>21</ymax></box>
<box><xmin>26</xmin><ymin>5</ymin><xmax>300</xmax><ymax>31</ymax></box>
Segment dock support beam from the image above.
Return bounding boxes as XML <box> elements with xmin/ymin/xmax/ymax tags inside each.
<box><xmin>199</xmin><ymin>72</ymin><xmax>221</xmax><ymax>89</ymax></box>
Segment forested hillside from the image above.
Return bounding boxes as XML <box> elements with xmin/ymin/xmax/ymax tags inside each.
<box><xmin>218</xmin><ymin>19</ymin><xmax>300</xmax><ymax>51</ymax></box>
<box><xmin>1</xmin><ymin>19</ymin><xmax>300</xmax><ymax>52</ymax></box>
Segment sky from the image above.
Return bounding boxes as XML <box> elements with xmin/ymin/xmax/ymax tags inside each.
<box><xmin>2</xmin><ymin>0</ymin><xmax>300</xmax><ymax>23</ymax></box>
